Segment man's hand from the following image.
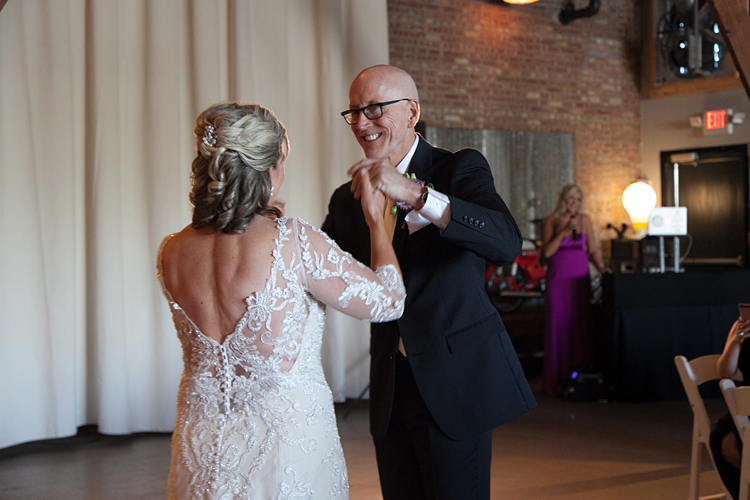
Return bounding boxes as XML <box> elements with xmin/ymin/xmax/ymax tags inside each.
<box><xmin>348</xmin><ymin>157</ymin><xmax>425</xmax><ymax>209</ymax></box>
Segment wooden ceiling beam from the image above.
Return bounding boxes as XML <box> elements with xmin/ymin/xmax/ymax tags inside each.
<box><xmin>709</xmin><ymin>0</ymin><xmax>750</xmax><ymax>99</ymax></box>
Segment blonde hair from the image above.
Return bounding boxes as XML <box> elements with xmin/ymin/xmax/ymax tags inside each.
<box><xmin>190</xmin><ymin>102</ymin><xmax>289</xmax><ymax>233</ymax></box>
<box><xmin>554</xmin><ymin>184</ymin><xmax>584</xmax><ymax>215</ymax></box>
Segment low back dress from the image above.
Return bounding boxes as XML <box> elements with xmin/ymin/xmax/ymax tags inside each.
<box><xmin>157</xmin><ymin>217</ymin><xmax>405</xmax><ymax>500</ymax></box>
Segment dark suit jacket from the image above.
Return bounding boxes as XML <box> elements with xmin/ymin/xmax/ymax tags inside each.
<box><xmin>322</xmin><ymin>136</ymin><xmax>536</xmax><ymax>441</ymax></box>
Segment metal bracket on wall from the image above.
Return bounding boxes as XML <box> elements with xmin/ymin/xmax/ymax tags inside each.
<box><xmin>559</xmin><ymin>0</ymin><xmax>601</xmax><ymax>26</ymax></box>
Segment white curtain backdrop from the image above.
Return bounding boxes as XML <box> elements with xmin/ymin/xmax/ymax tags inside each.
<box><xmin>0</xmin><ymin>0</ymin><xmax>387</xmax><ymax>449</ymax></box>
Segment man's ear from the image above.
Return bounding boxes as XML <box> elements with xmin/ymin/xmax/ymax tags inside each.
<box><xmin>408</xmin><ymin>100</ymin><xmax>421</xmax><ymax>128</ymax></box>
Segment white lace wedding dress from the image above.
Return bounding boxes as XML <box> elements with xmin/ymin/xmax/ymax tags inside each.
<box><xmin>157</xmin><ymin>217</ymin><xmax>405</xmax><ymax>500</ymax></box>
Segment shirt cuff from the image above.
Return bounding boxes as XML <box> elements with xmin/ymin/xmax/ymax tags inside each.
<box><xmin>418</xmin><ymin>187</ymin><xmax>451</xmax><ymax>228</ymax></box>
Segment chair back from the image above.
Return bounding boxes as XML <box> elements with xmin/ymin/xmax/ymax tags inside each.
<box><xmin>675</xmin><ymin>355</ymin><xmax>722</xmax><ymax>441</ymax></box>
<box><xmin>720</xmin><ymin>379</ymin><xmax>750</xmax><ymax>442</ymax></box>
<box><xmin>720</xmin><ymin>379</ymin><xmax>750</xmax><ymax>500</ymax></box>
<box><xmin>675</xmin><ymin>354</ymin><xmax>736</xmax><ymax>500</ymax></box>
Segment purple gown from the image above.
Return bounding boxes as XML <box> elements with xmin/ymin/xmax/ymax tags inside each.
<box><xmin>542</xmin><ymin>234</ymin><xmax>592</xmax><ymax>394</ymax></box>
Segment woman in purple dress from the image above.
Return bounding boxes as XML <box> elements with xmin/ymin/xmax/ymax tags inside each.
<box><xmin>541</xmin><ymin>185</ymin><xmax>609</xmax><ymax>395</ymax></box>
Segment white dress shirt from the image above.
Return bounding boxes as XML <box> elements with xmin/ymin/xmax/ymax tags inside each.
<box><xmin>398</xmin><ymin>135</ymin><xmax>452</xmax><ymax>234</ymax></box>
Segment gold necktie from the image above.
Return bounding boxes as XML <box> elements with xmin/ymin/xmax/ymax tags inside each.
<box><xmin>384</xmin><ymin>199</ymin><xmax>397</xmax><ymax>241</ymax></box>
<box><xmin>383</xmin><ymin>199</ymin><xmax>406</xmax><ymax>356</ymax></box>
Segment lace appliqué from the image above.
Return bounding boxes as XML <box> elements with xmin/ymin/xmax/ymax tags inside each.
<box><xmin>294</xmin><ymin>222</ymin><xmax>405</xmax><ymax>323</ymax></box>
<box><xmin>157</xmin><ymin>218</ymin><xmax>405</xmax><ymax>500</ymax></box>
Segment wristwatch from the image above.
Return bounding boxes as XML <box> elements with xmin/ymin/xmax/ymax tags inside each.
<box><xmin>419</xmin><ymin>190</ymin><xmax>428</xmax><ymax>210</ymax></box>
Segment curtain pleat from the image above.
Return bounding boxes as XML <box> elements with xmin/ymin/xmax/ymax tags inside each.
<box><xmin>0</xmin><ymin>0</ymin><xmax>387</xmax><ymax>448</ymax></box>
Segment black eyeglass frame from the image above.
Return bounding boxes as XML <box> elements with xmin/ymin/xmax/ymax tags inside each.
<box><xmin>340</xmin><ymin>98</ymin><xmax>412</xmax><ymax>125</ymax></box>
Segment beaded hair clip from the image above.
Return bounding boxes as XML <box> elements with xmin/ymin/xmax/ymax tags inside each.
<box><xmin>202</xmin><ymin>124</ymin><xmax>217</xmax><ymax>147</ymax></box>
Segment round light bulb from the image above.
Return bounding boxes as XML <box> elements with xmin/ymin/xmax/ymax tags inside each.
<box><xmin>622</xmin><ymin>181</ymin><xmax>657</xmax><ymax>230</ymax></box>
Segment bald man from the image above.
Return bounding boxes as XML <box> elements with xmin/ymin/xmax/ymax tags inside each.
<box><xmin>322</xmin><ymin>65</ymin><xmax>536</xmax><ymax>500</ymax></box>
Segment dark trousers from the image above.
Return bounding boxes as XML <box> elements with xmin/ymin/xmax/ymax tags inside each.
<box><xmin>373</xmin><ymin>352</ymin><xmax>493</xmax><ymax>500</ymax></box>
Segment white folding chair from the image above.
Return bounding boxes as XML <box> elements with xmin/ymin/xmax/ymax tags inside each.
<box><xmin>675</xmin><ymin>354</ymin><xmax>738</xmax><ymax>500</ymax></box>
<box><xmin>720</xmin><ymin>379</ymin><xmax>750</xmax><ymax>500</ymax></box>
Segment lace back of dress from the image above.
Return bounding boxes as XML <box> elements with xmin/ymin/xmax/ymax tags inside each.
<box><xmin>157</xmin><ymin>220</ymin><xmax>314</xmax><ymax>417</ymax></box>
<box><xmin>231</xmin><ymin>218</ymin><xmax>310</xmax><ymax>375</ymax></box>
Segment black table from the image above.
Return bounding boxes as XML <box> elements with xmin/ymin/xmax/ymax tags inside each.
<box><xmin>597</xmin><ymin>270</ymin><xmax>750</xmax><ymax>402</ymax></box>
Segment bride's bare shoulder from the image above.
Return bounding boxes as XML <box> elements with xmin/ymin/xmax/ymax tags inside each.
<box><xmin>161</xmin><ymin>224</ymin><xmax>196</xmax><ymax>256</ymax></box>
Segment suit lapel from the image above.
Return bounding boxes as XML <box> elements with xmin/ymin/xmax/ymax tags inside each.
<box><xmin>392</xmin><ymin>135</ymin><xmax>434</xmax><ymax>255</ymax></box>
<box><xmin>407</xmin><ymin>135</ymin><xmax>434</xmax><ymax>188</ymax></box>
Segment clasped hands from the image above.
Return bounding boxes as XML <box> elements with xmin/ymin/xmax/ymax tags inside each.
<box><xmin>348</xmin><ymin>157</ymin><xmax>427</xmax><ymax>225</ymax></box>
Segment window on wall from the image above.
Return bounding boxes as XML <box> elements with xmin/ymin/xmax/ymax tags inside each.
<box><xmin>655</xmin><ymin>0</ymin><xmax>732</xmax><ymax>85</ymax></box>
<box><xmin>644</xmin><ymin>0</ymin><xmax>743</xmax><ymax>98</ymax></box>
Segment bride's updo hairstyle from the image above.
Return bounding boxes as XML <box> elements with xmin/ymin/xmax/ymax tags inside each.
<box><xmin>190</xmin><ymin>101</ymin><xmax>288</xmax><ymax>233</ymax></box>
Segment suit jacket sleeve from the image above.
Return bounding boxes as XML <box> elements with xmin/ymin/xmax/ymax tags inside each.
<box><xmin>437</xmin><ymin>149</ymin><xmax>522</xmax><ymax>266</ymax></box>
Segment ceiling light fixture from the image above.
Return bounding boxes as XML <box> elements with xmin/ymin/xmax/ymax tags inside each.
<box><xmin>503</xmin><ymin>0</ymin><xmax>540</xmax><ymax>4</ymax></box>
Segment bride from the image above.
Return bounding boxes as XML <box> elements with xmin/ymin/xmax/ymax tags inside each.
<box><xmin>157</xmin><ymin>101</ymin><xmax>405</xmax><ymax>499</ymax></box>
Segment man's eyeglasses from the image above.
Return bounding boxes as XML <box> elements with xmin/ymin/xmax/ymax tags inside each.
<box><xmin>341</xmin><ymin>98</ymin><xmax>412</xmax><ymax>125</ymax></box>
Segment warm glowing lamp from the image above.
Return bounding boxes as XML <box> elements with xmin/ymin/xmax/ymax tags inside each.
<box><xmin>503</xmin><ymin>0</ymin><xmax>540</xmax><ymax>3</ymax></box>
<box><xmin>622</xmin><ymin>180</ymin><xmax>657</xmax><ymax>231</ymax></box>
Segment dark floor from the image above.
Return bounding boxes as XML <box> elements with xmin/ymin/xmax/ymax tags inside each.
<box><xmin>0</xmin><ymin>374</ymin><xmax>728</xmax><ymax>500</ymax></box>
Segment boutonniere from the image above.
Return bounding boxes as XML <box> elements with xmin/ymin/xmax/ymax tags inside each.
<box><xmin>391</xmin><ymin>173</ymin><xmax>434</xmax><ymax>215</ymax></box>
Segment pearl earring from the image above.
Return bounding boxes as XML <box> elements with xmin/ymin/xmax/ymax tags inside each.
<box><xmin>270</xmin><ymin>186</ymin><xmax>274</xmax><ymax>195</ymax></box>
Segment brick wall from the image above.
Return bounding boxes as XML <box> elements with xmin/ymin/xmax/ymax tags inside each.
<box><xmin>388</xmin><ymin>0</ymin><xmax>643</xmax><ymax>241</ymax></box>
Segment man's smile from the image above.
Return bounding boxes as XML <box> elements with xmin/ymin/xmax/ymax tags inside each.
<box><xmin>363</xmin><ymin>133</ymin><xmax>382</xmax><ymax>142</ymax></box>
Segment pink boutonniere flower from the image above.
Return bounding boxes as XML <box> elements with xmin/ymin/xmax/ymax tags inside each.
<box><xmin>392</xmin><ymin>173</ymin><xmax>434</xmax><ymax>215</ymax></box>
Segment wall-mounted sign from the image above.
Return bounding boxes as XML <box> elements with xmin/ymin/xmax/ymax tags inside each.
<box><xmin>705</xmin><ymin>109</ymin><xmax>727</xmax><ymax>130</ymax></box>
<box><xmin>691</xmin><ymin>108</ymin><xmax>747</xmax><ymax>135</ymax></box>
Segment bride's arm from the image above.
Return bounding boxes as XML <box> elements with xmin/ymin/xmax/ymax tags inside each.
<box><xmin>358</xmin><ymin>169</ymin><xmax>402</xmax><ymax>278</ymax></box>
<box><xmin>294</xmin><ymin>220</ymin><xmax>405</xmax><ymax>323</ymax></box>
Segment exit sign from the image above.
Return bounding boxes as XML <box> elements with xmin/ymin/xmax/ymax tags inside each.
<box><xmin>705</xmin><ymin>109</ymin><xmax>727</xmax><ymax>130</ymax></box>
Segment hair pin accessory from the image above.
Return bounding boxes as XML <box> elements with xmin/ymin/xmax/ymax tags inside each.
<box><xmin>202</xmin><ymin>124</ymin><xmax>217</xmax><ymax>147</ymax></box>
